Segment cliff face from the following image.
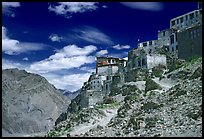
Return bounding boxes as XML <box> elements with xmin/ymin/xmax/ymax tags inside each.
<box><xmin>2</xmin><ymin>68</ymin><xmax>71</xmax><ymax>136</ymax></box>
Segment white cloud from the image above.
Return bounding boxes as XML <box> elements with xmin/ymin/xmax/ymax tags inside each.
<box><xmin>73</xmin><ymin>26</ymin><xmax>113</xmax><ymax>45</ymax></box>
<box><xmin>29</xmin><ymin>44</ymin><xmax>97</xmax><ymax>73</ymax></box>
<box><xmin>96</xmin><ymin>49</ymin><xmax>108</xmax><ymax>56</ymax></box>
<box><xmin>48</xmin><ymin>2</ymin><xmax>98</xmax><ymax>18</ymax></box>
<box><xmin>80</xmin><ymin>66</ymin><xmax>96</xmax><ymax>73</ymax></box>
<box><xmin>43</xmin><ymin>73</ymin><xmax>91</xmax><ymax>92</ymax></box>
<box><xmin>2</xmin><ymin>26</ymin><xmax>46</xmax><ymax>55</ymax></box>
<box><xmin>120</xmin><ymin>2</ymin><xmax>163</xmax><ymax>12</ymax></box>
<box><xmin>111</xmin><ymin>44</ymin><xmax>130</xmax><ymax>50</ymax></box>
<box><xmin>2</xmin><ymin>2</ymin><xmax>20</xmax><ymax>17</ymax></box>
<box><xmin>49</xmin><ymin>34</ymin><xmax>63</xmax><ymax>42</ymax></box>
<box><xmin>23</xmin><ymin>57</ymin><xmax>29</xmax><ymax>61</ymax></box>
<box><xmin>2</xmin><ymin>58</ymin><xmax>91</xmax><ymax>92</ymax></box>
<box><xmin>2</xmin><ymin>59</ymin><xmax>24</xmax><ymax>70</ymax></box>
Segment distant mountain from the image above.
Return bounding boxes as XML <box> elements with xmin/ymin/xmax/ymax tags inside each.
<box><xmin>2</xmin><ymin>68</ymin><xmax>71</xmax><ymax>137</ymax></box>
<box><xmin>63</xmin><ymin>89</ymin><xmax>81</xmax><ymax>100</ymax></box>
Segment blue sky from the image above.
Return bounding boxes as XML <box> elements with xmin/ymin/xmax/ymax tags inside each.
<box><xmin>2</xmin><ymin>2</ymin><xmax>198</xmax><ymax>91</ymax></box>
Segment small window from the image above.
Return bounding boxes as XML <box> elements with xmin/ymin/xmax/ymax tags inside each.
<box><xmin>170</xmin><ymin>35</ymin><xmax>174</xmax><ymax>44</ymax></box>
<box><xmin>186</xmin><ymin>15</ymin><xmax>188</xmax><ymax>20</ymax></box>
<box><xmin>197</xmin><ymin>28</ymin><xmax>200</xmax><ymax>37</ymax></box>
<box><xmin>142</xmin><ymin>58</ymin><xmax>146</xmax><ymax>66</ymax></box>
<box><xmin>194</xmin><ymin>29</ymin><xmax>196</xmax><ymax>38</ymax></box>
<box><xmin>195</xmin><ymin>11</ymin><xmax>198</xmax><ymax>17</ymax></box>
<box><xmin>172</xmin><ymin>47</ymin><xmax>174</xmax><ymax>52</ymax></box>
<box><xmin>190</xmin><ymin>13</ymin><xmax>194</xmax><ymax>19</ymax></box>
<box><xmin>175</xmin><ymin>45</ymin><xmax>177</xmax><ymax>50</ymax></box>
<box><xmin>180</xmin><ymin>17</ymin><xmax>183</xmax><ymax>23</ymax></box>
<box><xmin>171</xmin><ymin>20</ymin><xmax>175</xmax><ymax>26</ymax></box>
<box><xmin>98</xmin><ymin>81</ymin><xmax>99</xmax><ymax>83</ymax></box>
<box><xmin>163</xmin><ymin>31</ymin><xmax>165</xmax><ymax>36</ymax></box>
<box><xmin>190</xmin><ymin>31</ymin><xmax>193</xmax><ymax>39</ymax></box>
<box><xmin>108</xmin><ymin>59</ymin><xmax>111</xmax><ymax>63</ymax></box>
<box><xmin>138</xmin><ymin>60</ymin><xmax>141</xmax><ymax>67</ymax></box>
<box><xmin>149</xmin><ymin>41</ymin><xmax>152</xmax><ymax>45</ymax></box>
<box><xmin>143</xmin><ymin>42</ymin><xmax>147</xmax><ymax>47</ymax></box>
<box><xmin>90</xmin><ymin>94</ymin><xmax>92</xmax><ymax>96</ymax></box>
<box><xmin>176</xmin><ymin>19</ymin><xmax>179</xmax><ymax>24</ymax></box>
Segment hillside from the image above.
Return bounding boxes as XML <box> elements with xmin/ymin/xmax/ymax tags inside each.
<box><xmin>2</xmin><ymin>68</ymin><xmax>71</xmax><ymax>137</ymax></box>
<box><xmin>45</xmin><ymin>57</ymin><xmax>202</xmax><ymax>137</ymax></box>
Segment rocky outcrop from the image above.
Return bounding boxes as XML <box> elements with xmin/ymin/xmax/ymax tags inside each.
<box><xmin>46</xmin><ymin>57</ymin><xmax>202</xmax><ymax>137</ymax></box>
<box><xmin>2</xmin><ymin>68</ymin><xmax>71</xmax><ymax>136</ymax></box>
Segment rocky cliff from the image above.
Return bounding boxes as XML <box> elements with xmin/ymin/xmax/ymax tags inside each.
<box><xmin>45</xmin><ymin>57</ymin><xmax>202</xmax><ymax>137</ymax></box>
<box><xmin>2</xmin><ymin>68</ymin><xmax>71</xmax><ymax>137</ymax></box>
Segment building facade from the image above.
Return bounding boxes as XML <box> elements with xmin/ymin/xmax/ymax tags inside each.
<box><xmin>177</xmin><ymin>24</ymin><xmax>202</xmax><ymax>59</ymax></box>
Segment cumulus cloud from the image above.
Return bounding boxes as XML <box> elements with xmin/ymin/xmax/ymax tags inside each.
<box><xmin>29</xmin><ymin>44</ymin><xmax>97</xmax><ymax>73</ymax></box>
<box><xmin>48</xmin><ymin>2</ymin><xmax>98</xmax><ymax>18</ymax></box>
<box><xmin>73</xmin><ymin>26</ymin><xmax>113</xmax><ymax>45</ymax></box>
<box><xmin>2</xmin><ymin>26</ymin><xmax>46</xmax><ymax>55</ymax></box>
<box><xmin>120</xmin><ymin>2</ymin><xmax>163</xmax><ymax>12</ymax></box>
<box><xmin>2</xmin><ymin>59</ymin><xmax>24</xmax><ymax>70</ymax></box>
<box><xmin>43</xmin><ymin>73</ymin><xmax>91</xmax><ymax>92</ymax></box>
<box><xmin>49</xmin><ymin>34</ymin><xmax>63</xmax><ymax>42</ymax></box>
<box><xmin>96</xmin><ymin>49</ymin><xmax>108</xmax><ymax>56</ymax></box>
<box><xmin>2</xmin><ymin>2</ymin><xmax>20</xmax><ymax>17</ymax></box>
<box><xmin>111</xmin><ymin>44</ymin><xmax>130</xmax><ymax>50</ymax></box>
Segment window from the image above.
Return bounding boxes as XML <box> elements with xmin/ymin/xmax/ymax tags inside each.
<box><xmin>171</xmin><ymin>20</ymin><xmax>175</xmax><ymax>26</ymax></box>
<box><xmin>190</xmin><ymin>31</ymin><xmax>193</xmax><ymax>39</ymax></box>
<box><xmin>149</xmin><ymin>41</ymin><xmax>152</xmax><ymax>45</ymax></box>
<box><xmin>186</xmin><ymin>15</ymin><xmax>188</xmax><ymax>20</ymax></box>
<box><xmin>98</xmin><ymin>81</ymin><xmax>99</xmax><ymax>83</ymax></box>
<box><xmin>90</xmin><ymin>94</ymin><xmax>92</xmax><ymax>96</ymax></box>
<box><xmin>170</xmin><ymin>35</ymin><xmax>174</xmax><ymax>44</ymax></box>
<box><xmin>175</xmin><ymin>33</ymin><xmax>177</xmax><ymax>42</ymax></box>
<box><xmin>180</xmin><ymin>17</ymin><xmax>183</xmax><ymax>23</ymax></box>
<box><xmin>138</xmin><ymin>60</ymin><xmax>141</xmax><ymax>67</ymax></box>
<box><xmin>172</xmin><ymin>47</ymin><xmax>174</xmax><ymax>52</ymax></box>
<box><xmin>197</xmin><ymin>28</ymin><xmax>200</xmax><ymax>37</ymax></box>
<box><xmin>108</xmin><ymin>59</ymin><xmax>111</xmax><ymax>63</ymax></box>
<box><xmin>177</xmin><ymin>19</ymin><xmax>179</xmax><ymax>24</ymax></box>
<box><xmin>142</xmin><ymin>58</ymin><xmax>146</xmax><ymax>66</ymax></box>
<box><xmin>163</xmin><ymin>31</ymin><xmax>165</xmax><ymax>37</ymax></box>
<box><xmin>195</xmin><ymin>11</ymin><xmax>198</xmax><ymax>17</ymax></box>
<box><xmin>143</xmin><ymin>42</ymin><xmax>147</xmax><ymax>47</ymax></box>
<box><xmin>190</xmin><ymin>13</ymin><xmax>194</xmax><ymax>19</ymax></box>
<box><xmin>194</xmin><ymin>29</ymin><xmax>196</xmax><ymax>38</ymax></box>
<box><xmin>94</xmin><ymin>81</ymin><xmax>95</xmax><ymax>83</ymax></box>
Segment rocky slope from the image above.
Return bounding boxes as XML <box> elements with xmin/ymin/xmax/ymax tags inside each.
<box><xmin>45</xmin><ymin>57</ymin><xmax>202</xmax><ymax>137</ymax></box>
<box><xmin>2</xmin><ymin>68</ymin><xmax>71</xmax><ymax>137</ymax></box>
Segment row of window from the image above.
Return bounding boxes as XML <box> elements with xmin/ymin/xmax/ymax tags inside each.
<box><xmin>171</xmin><ymin>11</ymin><xmax>199</xmax><ymax>26</ymax></box>
<box><xmin>166</xmin><ymin>45</ymin><xmax>177</xmax><ymax>52</ymax></box>
<box><xmin>137</xmin><ymin>58</ymin><xmax>146</xmax><ymax>67</ymax></box>
<box><xmin>142</xmin><ymin>41</ymin><xmax>154</xmax><ymax>47</ymax></box>
<box><xmin>91</xmin><ymin>80</ymin><xmax>100</xmax><ymax>84</ymax></box>
<box><xmin>189</xmin><ymin>28</ymin><xmax>200</xmax><ymax>40</ymax></box>
<box><xmin>92</xmin><ymin>85</ymin><xmax>100</xmax><ymax>89</ymax></box>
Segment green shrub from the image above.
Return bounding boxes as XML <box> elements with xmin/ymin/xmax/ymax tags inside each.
<box><xmin>145</xmin><ymin>78</ymin><xmax>162</xmax><ymax>92</ymax></box>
